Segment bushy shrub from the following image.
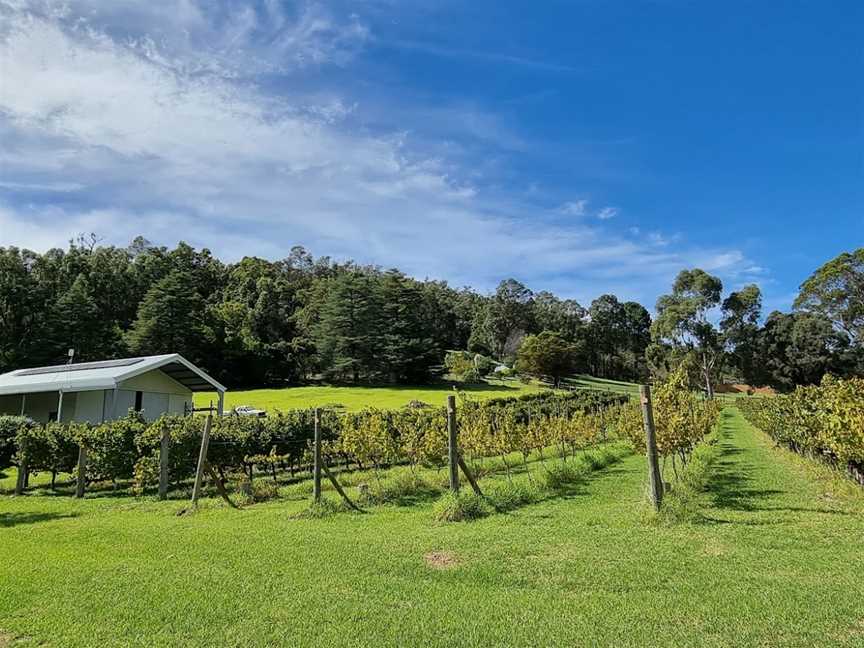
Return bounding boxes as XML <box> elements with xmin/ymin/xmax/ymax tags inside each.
<box><xmin>85</xmin><ymin>412</ymin><xmax>146</xmax><ymax>482</ymax></box>
<box><xmin>432</xmin><ymin>491</ymin><xmax>492</xmax><ymax>522</ymax></box>
<box><xmin>444</xmin><ymin>351</ymin><xmax>473</xmax><ymax>377</ymax></box>
<box><xmin>292</xmin><ymin>497</ymin><xmax>349</xmax><ymax>519</ymax></box>
<box><xmin>473</xmin><ymin>354</ymin><xmax>496</xmax><ymax>376</ymax></box>
<box><xmin>0</xmin><ymin>415</ymin><xmax>30</xmax><ymax>470</ymax></box>
<box><xmin>543</xmin><ymin>461</ymin><xmax>588</xmax><ymax>490</ymax></box>
<box><xmin>460</xmin><ymin>368</ymin><xmax>483</xmax><ymax>384</ymax></box>
<box><xmin>486</xmin><ymin>481</ymin><xmax>541</xmax><ymax>512</ymax></box>
<box><xmin>357</xmin><ymin>469</ymin><xmax>440</xmax><ymax>506</ymax></box>
<box><xmin>655</xmin><ymin>430</ymin><xmax>721</xmax><ymax>523</ymax></box>
<box><xmin>18</xmin><ymin>421</ymin><xmax>79</xmax><ymax>481</ymax></box>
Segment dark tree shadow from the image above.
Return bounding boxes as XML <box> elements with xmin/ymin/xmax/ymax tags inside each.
<box><xmin>696</xmin><ymin>419</ymin><xmax>856</xmax><ymax>525</ymax></box>
<box><xmin>1</xmin><ymin>511</ymin><xmax>79</xmax><ymax>528</ymax></box>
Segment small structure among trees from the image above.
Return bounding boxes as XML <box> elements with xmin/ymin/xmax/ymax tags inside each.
<box><xmin>0</xmin><ymin>354</ymin><xmax>225</xmax><ymax>424</ymax></box>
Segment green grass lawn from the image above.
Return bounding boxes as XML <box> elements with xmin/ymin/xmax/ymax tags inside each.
<box><xmin>2</xmin><ymin>408</ymin><xmax>864</xmax><ymax>647</ymax></box>
<box><xmin>194</xmin><ymin>379</ymin><xmax>545</xmax><ymax>412</ymax></box>
<box><xmin>563</xmin><ymin>374</ymin><xmax>641</xmax><ymax>396</ymax></box>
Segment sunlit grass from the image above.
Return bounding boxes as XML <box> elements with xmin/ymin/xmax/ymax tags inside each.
<box><xmin>2</xmin><ymin>408</ymin><xmax>864</xmax><ymax>647</ymax></box>
<box><xmin>195</xmin><ymin>378</ymin><xmax>546</xmax><ymax>413</ymax></box>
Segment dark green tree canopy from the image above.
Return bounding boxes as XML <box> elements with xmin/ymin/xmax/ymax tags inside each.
<box><xmin>720</xmin><ymin>284</ymin><xmax>762</xmax><ymax>383</ymax></box>
<box><xmin>794</xmin><ymin>248</ymin><xmax>863</xmax><ymax>344</ymax></box>
<box><xmin>515</xmin><ymin>331</ymin><xmax>580</xmax><ymax>387</ymax></box>
<box><xmin>3</xmin><ymin>238</ymin><xmax>860</xmax><ymax>391</ymax></box>
<box><xmin>755</xmin><ymin>311</ymin><xmax>850</xmax><ymax>389</ymax></box>
<box><xmin>652</xmin><ymin>269</ymin><xmax>723</xmax><ymax>397</ymax></box>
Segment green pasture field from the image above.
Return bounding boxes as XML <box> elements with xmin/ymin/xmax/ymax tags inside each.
<box><xmin>2</xmin><ymin>408</ymin><xmax>864</xmax><ymax>647</ymax></box>
<box><xmin>194</xmin><ymin>378</ymin><xmax>545</xmax><ymax>413</ymax></box>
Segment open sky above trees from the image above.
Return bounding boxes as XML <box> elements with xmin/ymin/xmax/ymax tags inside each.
<box><xmin>1</xmin><ymin>1</ymin><xmax>861</xmax><ymax>311</ymax></box>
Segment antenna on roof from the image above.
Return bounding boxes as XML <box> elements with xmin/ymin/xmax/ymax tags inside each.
<box><xmin>67</xmin><ymin>349</ymin><xmax>75</xmax><ymax>365</ymax></box>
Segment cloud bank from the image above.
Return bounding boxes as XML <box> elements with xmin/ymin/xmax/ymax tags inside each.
<box><xmin>0</xmin><ymin>1</ymin><xmax>763</xmax><ymax>307</ymax></box>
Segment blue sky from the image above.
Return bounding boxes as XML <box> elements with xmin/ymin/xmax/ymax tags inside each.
<box><xmin>0</xmin><ymin>1</ymin><xmax>861</xmax><ymax>313</ymax></box>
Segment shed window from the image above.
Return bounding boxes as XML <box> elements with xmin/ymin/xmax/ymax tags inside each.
<box><xmin>134</xmin><ymin>391</ymin><xmax>143</xmax><ymax>412</ymax></box>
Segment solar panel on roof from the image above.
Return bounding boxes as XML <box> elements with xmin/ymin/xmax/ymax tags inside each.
<box><xmin>16</xmin><ymin>358</ymin><xmax>144</xmax><ymax>377</ymax></box>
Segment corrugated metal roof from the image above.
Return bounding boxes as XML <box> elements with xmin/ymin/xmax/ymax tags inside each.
<box><xmin>0</xmin><ymin>354</ymin><xmax>227</xmax><ymax>395</ymax></box>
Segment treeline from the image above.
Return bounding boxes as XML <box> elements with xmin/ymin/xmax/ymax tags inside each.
<box><xmin>1</xmin><ymin>236</ymin><xmax>860</xmax><ymax>392</ymax></box>
<box><xmin>647</xmin><ymin>249</ymin><xmax>863</xmax><ymax>395</ymax></box>
<box><xmin>0</xmin><ymin>236</ymin><xmax>650</xmax><ymax>387</ymax></box>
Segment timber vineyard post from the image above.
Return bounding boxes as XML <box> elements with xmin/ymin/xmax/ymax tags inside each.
<box><xmin>158</xmin><ymin>426</ymin><xmax>171</xmax><ymax>500</ymax></box>
<box><xmin>190</xmin><ymin>413</ymin><xmax>212</xmax><ymax>507</ymax></box>
<box><xmin>313</xmin><ymin>408</ymin><xmax>322</xmax><ymax>503</ymax></box>
<box><xmin>447</xmin><ymin>395</ymin><xmax>459</xmax><ymax>493</ymax></box>
<box><xmin>75</xmin><ymin>444</ymin><xmax>87</xmax><ymax>498</ymax></box>
<box><xmin>639</xmin><ymin>385</ymin><xmax>664</xmax><ymax>511</ymax></box>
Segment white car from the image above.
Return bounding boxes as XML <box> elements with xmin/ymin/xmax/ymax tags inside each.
<box><xmin>233</xmin><ymin>405</ymin><xmax>267</xmax><ymax>418</ymax></box>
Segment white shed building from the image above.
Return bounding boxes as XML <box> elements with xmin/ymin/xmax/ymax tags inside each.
<box><xmin>0</xmin><ymin>355</ymin><xmax>226</xmax><ymax>424</ymax></box>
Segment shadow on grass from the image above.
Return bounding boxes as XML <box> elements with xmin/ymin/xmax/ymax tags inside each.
<box><xmin>696</xmin><ymin>420</ymin><xmax>856</xmax><ymax>525</ymax></box>
<box><xmin>1</xmin><ymin>511</ymin><xmax>79</xmax><ymax>527</ymax></box>
<box><xmin>486</xmin><ymin>450</ymin><xmax>630</xmax><ymax>514</ymax></box>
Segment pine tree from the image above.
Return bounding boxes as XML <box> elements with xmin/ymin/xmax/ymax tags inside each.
<box><xmin>126</xmin><ymin>271</ymin><xmax>208</xmax><ymax>362</ymax></box>
<box><xmin>52</xmin><ymin>275</ymin><xmax>124</xmax><ymax>362</ymax></box>
<box><xmin>314</xmin><ymin>272</ymin><xmax>383</xmax><ymax>383</ymax></box>
<box><xmin>380</xmin><ymin>272</ymin><xmax>437</xmax><ymax>382</ymax></box>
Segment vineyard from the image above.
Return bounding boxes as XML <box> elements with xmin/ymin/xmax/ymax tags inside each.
<box><xmin>2</xmin><ymin>389</ymin><xmax>632</xmax><ymax>502</ymax></box>
<box><xmin>1</xmin><ymin>369</ymin><xmax>729</xmax><ymax>521</ymax></box>
<box><xmin>738</xmin><ymin>375</ymin><xmax>864</xmax><ymax>485</ymax></box>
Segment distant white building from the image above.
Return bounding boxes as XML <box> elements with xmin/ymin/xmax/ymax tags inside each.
<box><xmin>0</xmin><ymin>354</ymin><xmax>226</xmax><ymax>424</ymax></box>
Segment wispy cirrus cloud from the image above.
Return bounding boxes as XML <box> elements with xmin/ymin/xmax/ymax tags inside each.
<box><xmin>0</xmin><ymin>0</ymin><xmax>765</xmax><ymax>308</ymax></box>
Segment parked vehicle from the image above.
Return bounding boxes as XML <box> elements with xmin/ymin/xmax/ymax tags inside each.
<box><xmin>232</xmin><ymin>405</ymin><xmax>267</xmax><ymax>418</ymax></box>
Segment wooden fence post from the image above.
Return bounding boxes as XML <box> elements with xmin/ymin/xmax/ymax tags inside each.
<box><xmin>456</xmin><ymin>453</ymin><xmax>483</xmax><ymax>497</ymax></box>
<box><xmin>75</xmin><ymin>444</ymin><xmax>87</xmax><ymax>498</ymax></box>
<box><xmin>313</xmin><ymin>408</ymin><xmax>322</xmax><ymax>504</ymax></box>
<box><xmin>158</xmin><ymin>426</ymin><xmax>171</xmax><ymax>500</ymax></box>
<box><xmin>190</xmin><ymin>414</ymin><xmax>212</xmax><ymax>507</ymax></box>
<box><xmin>447</xmin><ymin>395</ymin><xmax>460</xmax><ymax>493</ymax></box>
<box><xmin>14</xmin><ymin>439</ymin><xmax>27</xmax><ymax>496</ymax></box>
<box><xmin>639</xmin><ymin>385</ymin><xmax>663</xmax><ymax>511</ymax></box>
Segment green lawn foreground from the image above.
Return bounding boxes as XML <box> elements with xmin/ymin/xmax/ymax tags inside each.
<box><xmin>194</xmin><ymin>379</ymin><xmax>544</xmax><ymax>413</ymax></box>
<box><xmin>2</xmin><ymin>408</ymin><xmax>864</xmax><ymax>647</ymax></box>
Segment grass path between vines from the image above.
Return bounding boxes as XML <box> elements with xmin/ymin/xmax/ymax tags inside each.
<box><xmin>1</xmin><ymin>408</ymin><xmax>864</xmax><ymax>647</ymax></box>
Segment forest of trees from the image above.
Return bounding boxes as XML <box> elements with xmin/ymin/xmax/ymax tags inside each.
<box><xmin>0</xmin><ymin>236</ymin><xmax>860</xmax><ymax>392</ymax></box>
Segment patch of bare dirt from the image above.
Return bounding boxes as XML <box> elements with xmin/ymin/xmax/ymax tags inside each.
<box><xmin>424</xmin><ymin>550</ymin><xmax>460</xmax><ymax>570</ymax></box>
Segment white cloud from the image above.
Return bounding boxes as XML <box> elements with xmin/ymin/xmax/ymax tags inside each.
<box><xmin>597</xmin><ymin>206</ymin><xmax>617</xmax><ymax>220</ymax></box>
<box><xmin>0</xmin><ymin>1</ymin><xmax>764</xmax><ymax>308</ymax></box>
<box><xmin>559</xmin><ymin>200</ymin><xmax>588</xmax><ymax>216</ymax></box>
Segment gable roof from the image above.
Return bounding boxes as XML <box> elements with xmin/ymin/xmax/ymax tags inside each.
<box><xmin>0</xmin><ymin>354</ymin><xmax>226</xmax><ymax>396</ymax></box>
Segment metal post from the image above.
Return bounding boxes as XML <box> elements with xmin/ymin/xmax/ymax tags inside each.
<box><xmin>447</xmin><ymin>395</ymin><xmax>459</xmax><ymax>493</ymax></box>
<box><xmin>56</xmin><ymin>390</ymin><xmax>64</xmax><ymax>422</ymax></box>
<box><xmin>20</xmin><ymin>393</ymin><xmax>26</xmax><ymax>416</ymax></box>
<box><xmin>313</xmin><ymin>408</ymin><xmax>322</xmax><ymax>503</ymax></box>
<box><xmin>217</xmin><ymin>391</ymin><xmax>225</xmax><ymax>417</ymax></box>
<box><xmin>640</xmin><ymin>385</ymin><xmax>664</xmax><ymax>511</ymax></box>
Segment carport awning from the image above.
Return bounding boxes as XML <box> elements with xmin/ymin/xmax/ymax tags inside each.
<box><xmin>0</xmin><ymin>354</ymin><xmax>226</xmax><ymax>396</ymax></box>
